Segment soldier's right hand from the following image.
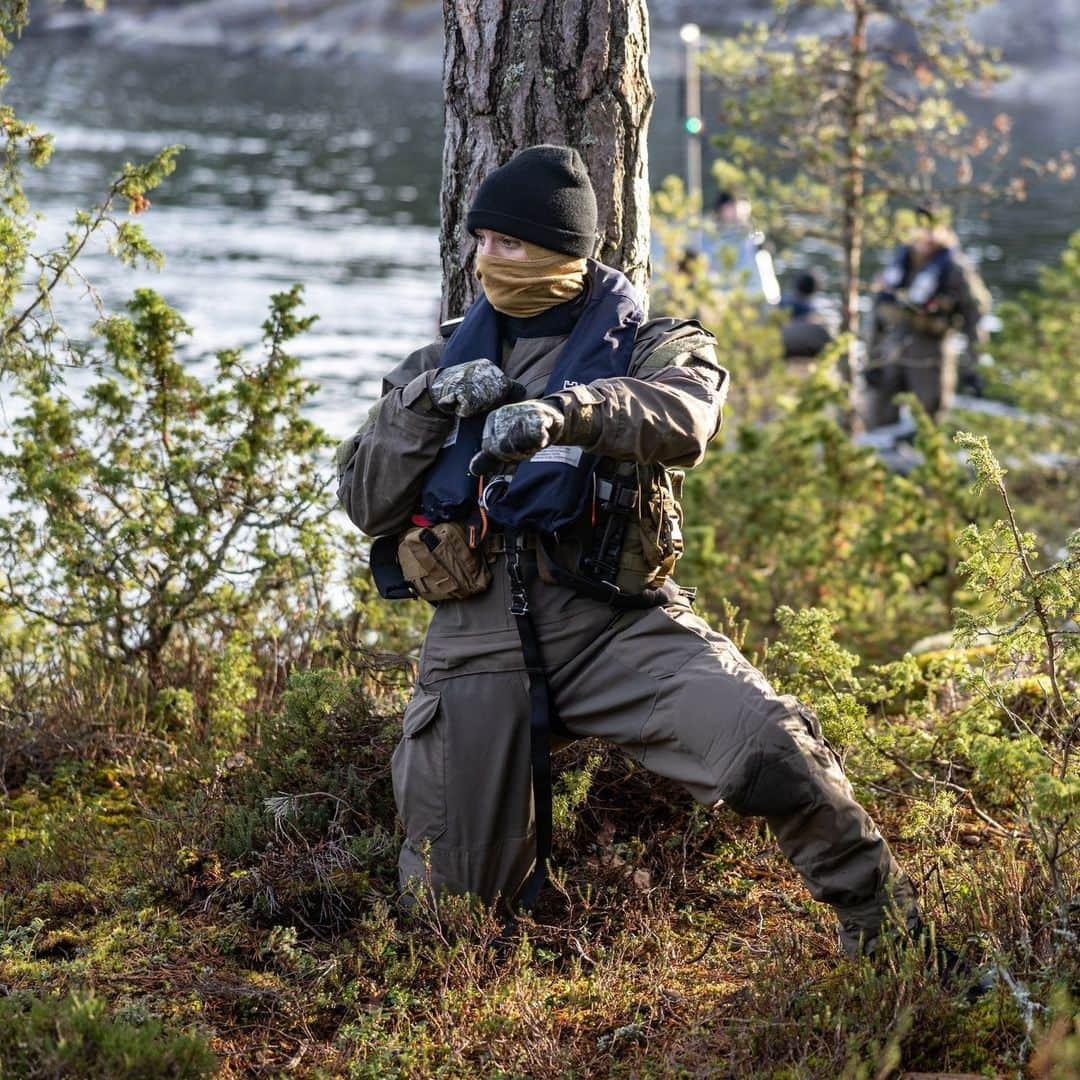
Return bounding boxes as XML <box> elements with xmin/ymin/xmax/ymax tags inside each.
<box><xmin>430</xmin><ymin>358</ymin><xmax>513</xmax><ymax>418</ymax></box>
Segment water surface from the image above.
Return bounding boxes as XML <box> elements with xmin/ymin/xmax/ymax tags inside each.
<box><xmin>5</xmin><ymin>40</ymin><xmax>1078</xmax><ymax>437</ymax></box>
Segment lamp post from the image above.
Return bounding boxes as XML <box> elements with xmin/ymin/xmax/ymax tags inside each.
<box><xmin>680</xmin><ymin>22</ymin><xmax>703</xmax><ymax>248</ymax></box>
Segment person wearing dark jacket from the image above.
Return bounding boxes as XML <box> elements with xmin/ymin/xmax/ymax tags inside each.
<box><xmin>780</xmin><ymin>269</ymin><xmax>836</xmax><ymax>360</ymax></box>
<box><xmin>336</xmin><ymin>145</ymin><xmax>924</xmax><ymax>960</ymax></box>
<box><xmin>864</xmin><ymin>221</ymin><xmax>990</xmax><ymax>428</ymax></box>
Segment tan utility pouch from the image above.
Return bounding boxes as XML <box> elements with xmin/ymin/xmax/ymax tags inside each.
<box><xmin>397</xmin><ymin>521</ymin><xmax>492</xmax><ymax>602</ymax></box>
<box><xmin>640</xmin><ymin>466</ymin><xmax>685</xmax><ymax>579</ymax></box>
<box><xmin>617</xmin><ymin>465</ymin><xmax>685</xmax><ymax>592</ymax></box>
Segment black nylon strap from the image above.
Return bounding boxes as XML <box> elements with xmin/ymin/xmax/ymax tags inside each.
<box><xmin>537</xmin><ymin>534</ymin><xmax>682</xmax><ymax>610</ymax></box>
<box><xmin>500</xmin><ymin>530</ymin><xmax>683</xmax><ymax>924</ymax></box>
<box><xmin>504</xmin><ymin>530</ymin><xmax>564</xmax><ymax>914</ymax></box>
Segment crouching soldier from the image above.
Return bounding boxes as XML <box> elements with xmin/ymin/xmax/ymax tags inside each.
<box><xmin>337</xmin><ymin>145</ymin><xmax>927</xmax><ymax>961</ymax></box>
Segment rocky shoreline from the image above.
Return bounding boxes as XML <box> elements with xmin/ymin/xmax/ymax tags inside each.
<box><xmin>32</xmin><ymin>1</ymin><xmax>937</xmax><ymax>82</ymax></box>
<box><xmin>29</xmin><ymin>0</ymin><xmax>446</xmax><ymax>73</ymax></box>
<box><xmin>25</xmin><ymin>0</ymin><xmax>1080</xmax><ymax>96</ymax></box>
<box><xmin>27</xmin><ymin>0</ymin><xmax>716</xmax><ymax>76</ymax></box>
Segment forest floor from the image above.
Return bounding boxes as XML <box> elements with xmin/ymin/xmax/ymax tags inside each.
<box><xmin>1</xmin><ymin>658</ymin><xmax>1072</xmax><ymax>1079</ymax></box>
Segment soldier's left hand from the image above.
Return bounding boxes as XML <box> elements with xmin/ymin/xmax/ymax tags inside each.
<box><xmin>480</xmin><ymin>399</ymin><xmax>565</xmax><ymax>462</ymax></box>
<box><xmin>334</xmin><ymin>432</ymin><xmax>361</xmax><ymax>478</ymax></box>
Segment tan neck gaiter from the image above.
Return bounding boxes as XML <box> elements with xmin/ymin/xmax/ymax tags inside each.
<box><xmin>475</xmin><ymin>240</ymin><xmax>588</xmax><ymax>318</ymax></box>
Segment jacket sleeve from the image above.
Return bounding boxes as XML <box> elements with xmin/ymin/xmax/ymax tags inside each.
<box><xmin>336</xmin><ymin>341</ymin><xmax>454</xmax><ymax>536</ymax></box>
<box><xmin>949</xmin><ymin>257</ymin><xmax>991</xmax><ymax>346</ymax></box>
<box><xmin>545</xmin><ymin>318</ymin><xmax>728</xmax><ymax>467</ymax></box>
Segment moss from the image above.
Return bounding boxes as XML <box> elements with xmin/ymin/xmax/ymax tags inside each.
<box><xmin>502</xmin><ymin>61</ymin><xmax>527</xmax><ymax>89</ymax></box>
<box><xmin>31</xmin><ymin>928</ymin><xmax>85</xmax><ymax>959</ymax></box>
<box><xmin>0</xmin><ymin>991</ymin><xmax>216</xmax><ymax>1079</ymax></box>
<box><xmin>0</xmin><ymin>622</ymin><xmax>1073</xmax><ymax>1077</ymax></box>
<box><xmin>26</xmin><ymin>880</ymin><xmax>97</xmax><ymax>919</ymax></box>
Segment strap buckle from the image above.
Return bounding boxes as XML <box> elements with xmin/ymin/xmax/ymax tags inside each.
<box><xmin>510</xmin><ymin>586</ymin><xmax>530</xmax><ymax>616</ymax></box>
<box><xmin>506</xmin><ymin>533</ymin><xmax>530</xmax><ymax>616</ymax></box>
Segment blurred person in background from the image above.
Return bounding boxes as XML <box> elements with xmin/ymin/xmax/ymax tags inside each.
<box><xmin>863</xmin><ymin>211</ymin><xmax>990</xmax><ymax>429</ymax></box>
<box><xmin>780</xmin><ymin>268</ymin><xmax>836</xmax><ymax>361</ymax></box>
<box><xmin>698</xmin><ymin>189</ymin><xmax>781</xmax><ymax>307</ymax></box>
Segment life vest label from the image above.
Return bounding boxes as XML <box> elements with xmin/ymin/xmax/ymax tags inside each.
<box><xmin>531</xmin><ymin>445</ymin><xmax>584</xmax><ymax>466</ymax></box>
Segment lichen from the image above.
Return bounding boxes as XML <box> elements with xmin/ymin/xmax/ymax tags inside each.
<box><xmin>503</xmin><ymin>61</ymin><xmax>527</xmax><ymax>89</ymax></box>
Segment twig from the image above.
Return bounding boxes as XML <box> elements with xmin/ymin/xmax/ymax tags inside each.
<box><xmin>686</xmin><ymin>931</ymin><xmax>719</xmax><ymax>966</ymax></box>
<box><xmin>870</xmin><ymin>741</ymin><xmax>1024</xmax><ymax>839</ymax></box>
<box><xmin>993</xmin><ymin>478</ymin><xmax>1072</xmax><ymax>769</ymax></box>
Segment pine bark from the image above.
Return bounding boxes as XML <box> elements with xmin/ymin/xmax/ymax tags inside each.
<box><xmin>440</xmin><ymin>0</ymin><xmax>654</xmax><ymax>319</ymax></box>
<box><xmin>840</xmin><ymin>0</ymin><xmax>870</xmax><ymax>387</ymax></box>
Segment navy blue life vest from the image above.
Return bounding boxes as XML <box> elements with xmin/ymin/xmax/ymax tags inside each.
<box><xmin>878</xmin><ymin>245</ymin><xmax>954</xmax><ymax>310</ymax></box>
<box><xmin>418</xmin><ymin>260</ymin><xmax>643</xmax><ymax>535</ymax></box>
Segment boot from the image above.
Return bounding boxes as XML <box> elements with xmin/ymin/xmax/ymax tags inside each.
<box><xmin>912</xmin><ymin>919</ymin><xmax>996</xmax><ymax>1003</ymax></box>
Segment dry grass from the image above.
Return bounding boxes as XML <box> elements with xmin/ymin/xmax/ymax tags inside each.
<box><xmin>2</xmin><ymin>714</ymin><xmax>1076</xmax><ymax>1079</ymax></box>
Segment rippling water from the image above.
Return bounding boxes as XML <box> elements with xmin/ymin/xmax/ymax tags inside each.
<box><xmin>5</xmin><ymin>38</ymin><xmax>1079</xmax><ymax>438</ymax></box>
<box><xmin>7</xmin><ymin>43</ymin><xmax>446</xmax><ymax>436</ymax></box>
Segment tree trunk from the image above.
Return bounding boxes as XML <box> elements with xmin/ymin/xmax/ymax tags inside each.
<box><xmin>440</xmin><ymin>0</ymin><xmax>654</xmax><ymax>320</ymax></box>
<box><xmin>840</xmin><ymin>0</ymin><xmax>869</xmax><ymax>389</ymax></box>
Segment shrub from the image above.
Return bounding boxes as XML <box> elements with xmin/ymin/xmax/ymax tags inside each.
<box><xmin>678</xmin><ymin>373</ymin><xmax>985</xmax><ymax>659</ymax></box>
<box><xmin>0</xmin><ymin>287</ymin><xmax>336</xmax><ymax>681</ymax></box>
<box><xmin>968</xmin><ymin>229</ymin><xmax>1080</xmax><ymax>549</ymax></box>
<box><xmin>168</xmin><ymin>666</ymin><xmax>408</xmax><ymax>929</ymax></box>
<box><xmin>952</xmin><ymin>434</ymin><xmax>1079</xmax><ymax>927</ymax></box>
<box><xmin>0</xmin><ymin>991</ymin><xmax>216</xmax><ymax>1079</ymax></box>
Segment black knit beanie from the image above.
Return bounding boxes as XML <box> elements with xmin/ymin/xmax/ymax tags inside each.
<box><xmin>466</xmin><ymin>144</ymin><xmax>598</xmax><ymax>259</ymax></box>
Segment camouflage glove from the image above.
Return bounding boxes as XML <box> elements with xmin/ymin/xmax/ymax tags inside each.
<box><xmin>480</xmin><ymin>399</ymin><xmax>565</xmax><ymax>462</ymax></box>
<box><xmin>334</xmin><ymin>432</ymin><xmax>362</xmax><ymax>481</ymax></box>
<box><xmin>430</xmin><ymin>358</ymin><xmax>513</xmax><ymax>418</ymax></box>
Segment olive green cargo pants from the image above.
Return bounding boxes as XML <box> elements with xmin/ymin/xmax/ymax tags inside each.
<box><xmin>862</xmin><ymin>330</ymin><xmax>956</xmax><ymax>428</ymax></box>
<box><xmin>391</xmin><ymin>588</ymin><xmax>917</xmax><ymax>956</ymax></box>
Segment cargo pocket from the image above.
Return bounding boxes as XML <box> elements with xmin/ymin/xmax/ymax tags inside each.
<box><xmin>794</xmin><ymin>700</ymin><xmax>846</xmax><ymax>772</ymax></box>
<box><xmin>391</xmin><ymin>688</ymin><xmax>447</xmax><ymax>844</ymax></box>
<box><xmin>636</xmin><ymin>465</ymin><xmax>685</xmax><ymax>582</ymax></box>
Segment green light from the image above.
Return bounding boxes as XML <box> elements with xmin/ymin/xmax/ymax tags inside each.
<box><xmin>684</xmin><ymin>116</ymin><xmax>703</xmax><ymax>135</ymax></box>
